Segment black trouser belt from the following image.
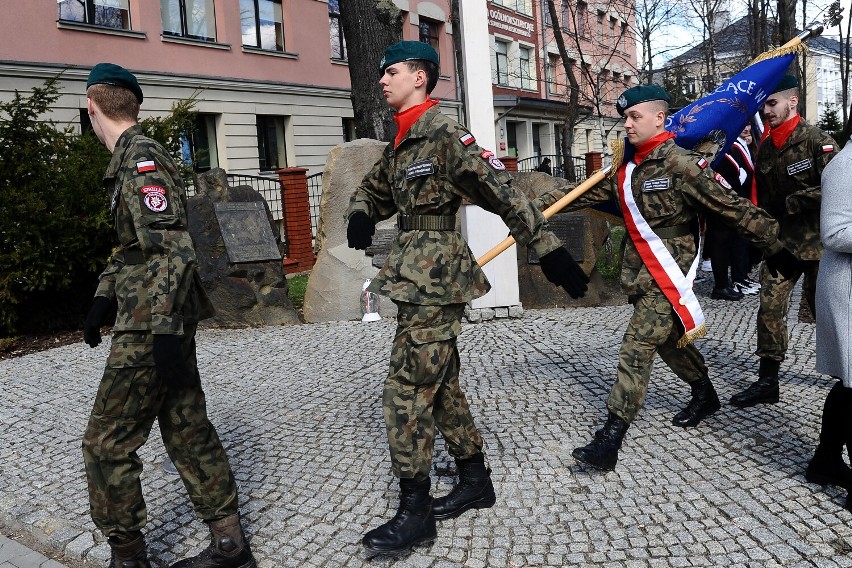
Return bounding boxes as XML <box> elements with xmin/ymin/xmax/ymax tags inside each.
<box><xmin>121</xmin><ymin>248</ymin><xmax>145</xmax><ymax>264</ymax></box>
<box><xmin>654</xmin><ymin>224</ymin><xmax>691</xmax><ymax>239</ymax></box>
<box><xmin>398</xmin><ymin>215</ymin><xmax>456</xmax><ymax>231</ymax></box>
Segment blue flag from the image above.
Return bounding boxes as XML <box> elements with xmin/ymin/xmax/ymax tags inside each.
<box><xmin>664</xmin><ymin>51</ymin><xmax>797</xmax><ymax>167</ymax></box>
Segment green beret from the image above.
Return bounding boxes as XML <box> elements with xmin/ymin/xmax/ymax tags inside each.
<box><xmin>86</xmin><ymin>63</ymin><xmax>143</xmax><ymax>103</ymax></box>
<box><xmin>771</xmin><ymin>74</ymin><xmax>799</xmax><ymax>94</ymax></box>
<box><xmin>616</xmin><ymin>85</ymin><xmax>670</xmax><ymax>117</ymax></box>
<box><xmin>378</xmin><ymin>41</ymin><xmax>439</xmax><ymax>76</ymax></box>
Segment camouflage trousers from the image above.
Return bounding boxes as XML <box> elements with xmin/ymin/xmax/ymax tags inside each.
<box><xmin>756</xmin><ymin>259</ymin><xmax>819</xmax><ymax>361</ymax></box>
<box><xmin>608</xmin><ymin>293</ymin><xmax>708</xmax><ymax>423</ymax></box>
<box><xmin>384</xmin><ymin>302</ymin><xmax>484</xmax><ymax>480</ymax></box>
<box><xmin>82</xmin><ymin>326</ymin><xmax>238</xmax><ymax>540</ymax></box>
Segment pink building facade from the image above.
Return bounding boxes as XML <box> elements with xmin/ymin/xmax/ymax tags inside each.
<box><xmin>485</xmin><ymin>0</ymin><xmax>637</xmax><ymax>166</ymax></box>
<box><xmin>0</xmin><ymin>0</ymin><xmax>461</xmax><ymax>178</ymax></box>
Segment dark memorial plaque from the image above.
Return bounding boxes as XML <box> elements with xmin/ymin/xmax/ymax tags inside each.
<box><xmin>214</xmin><ymin>202</ymin><xmax>282</xmax><ymax>263</ymax></box>
<box><xmin>365</xmin><ymin>228</ymin><xmax>396</xmax><ymax>269</ymax></box>
<box><xmin>527</xmin><ymin>212</ymin><xmax>585</xmax><ymax>264</ymax></box>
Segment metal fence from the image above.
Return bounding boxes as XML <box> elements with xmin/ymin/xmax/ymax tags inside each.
<box><xmin>306</xmin><ymin>172</ymin><xmax>323</xmax><ymax>240</ymax></box>
<box><xmin>516</xmin><ymin>154</ymin><xmax>587</xmax><ymax>183</ymax></box>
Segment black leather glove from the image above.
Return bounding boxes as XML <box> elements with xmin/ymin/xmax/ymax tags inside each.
<box><xmin>539</xmin><ymin>247</ymin><xmax>590</xmax><ymax>299</ymax></box>
<box><xmin>347</xmin><ymin>212</ymin><xmax>375</xmax><ymax>250</ymax></box>
<box><xmin>83</xmin><ymin>296</ymin><xmax>114</xmax><ymax>348</ymax></box>
<box><xmin>153</xmin><ymin>334</ymin><xmax>191</xmax><ymax>388</ymax></box>
<box><xmin>765</xmin><ymin>247</ymin><xmax>801</xmax><ymax>280</ymax></box>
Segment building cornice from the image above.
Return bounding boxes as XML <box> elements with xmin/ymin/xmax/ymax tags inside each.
<box><xmin>0</xmin><ymin>61</ymin><xmax>341</xmax><ymax>98</ymax></box>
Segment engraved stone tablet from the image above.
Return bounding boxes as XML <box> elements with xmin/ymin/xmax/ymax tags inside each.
<box><xmin>365</xmin><ymin>228</ymin><xmax>396</xmax><ymax>269</ymax></box>
<box><xmin>527</xmin><ymin>212</ymin><xmax>585</xmax><ymax>264</ymax></box>
<box><xmin>214</xmin><ymin>201</ymin><xmax>282</xmax><ymax>263</ymax></box>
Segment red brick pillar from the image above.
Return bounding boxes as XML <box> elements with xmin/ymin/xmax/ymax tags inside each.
<box><xmin>277</xmin><ymin>167</ymin><xmax>316</xmax><ymax>274</ymax></box>
<box><xmin>585</xmin><ymin>151</ymin><xmax>602</xmax><ymax>175</ymax></box>
<box><xmin>499</xmin><ymin>156</ymin><xmax>518</xmax><ymax>172</ymax></box>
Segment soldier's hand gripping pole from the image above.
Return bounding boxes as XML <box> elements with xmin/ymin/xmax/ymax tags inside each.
<box><xmin>476</xmin><ymin>165</ymin><xmax>611</xmax><ymax>267</ymax></box>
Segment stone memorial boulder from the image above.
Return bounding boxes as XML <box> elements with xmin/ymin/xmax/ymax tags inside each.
<box><xmin>305</xmin><ymin>139</ymin><xmax>399</xmax><ymax>323</ymax></box>
<box><xmin>188</xmin><ymin>168</ymin><xmax>300</xmax><ymax>327</ymax></box>
<box><xmin>511</xmin><ymin>171</ymin><xmax>625</xmax><ymax>308</ymax></box>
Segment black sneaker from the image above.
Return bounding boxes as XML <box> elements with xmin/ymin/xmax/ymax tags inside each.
<box><xmin>711</xmin><ymin>287</ymin><xmax>744</xmax><ymax>301</ymax></box>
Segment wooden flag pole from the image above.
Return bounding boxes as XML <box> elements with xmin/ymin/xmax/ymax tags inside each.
<box><xmin>476</xmin><ymin>166</ymin><xmax>610</xmax><ymax>267</ymax></box>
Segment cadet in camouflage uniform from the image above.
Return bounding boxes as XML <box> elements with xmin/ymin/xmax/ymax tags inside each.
<box><xmin>533</xmin><ymin>85</ymin><xmax>799</xmax><ymax>472</ymax></box>
<box><xmin>346</xmin><ymin>42</ymin><xmax>589</xmax><ymax>555</ymax></box>
<box><xmin>729</xmin><ymin>75</ymin><xmax>838</xmax><ymax>409</ymax></box>
<box><xmin>80</xmin><ymin>63</ymin><xmax>256</xmax><ymax>568</ymax></box>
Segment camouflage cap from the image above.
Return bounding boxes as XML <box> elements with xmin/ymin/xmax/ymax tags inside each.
<box><xmin>378</xmin><ymin>41</ymin><xmax>439</xmax><ymax>76</ymax></box>
<box><xmin>616</xmin><ymin>85</ymin><xmax>670</xmax><ymax>117</ymax></box>
<box><xmin>87</xmin><ymin>63</ymin><xmax>143</xmax><ymax>103</ymax></box>
<box><xmin>771</xmin><ymin>74</ymin><xmax>799</xmax><ymax>94</ymax></box>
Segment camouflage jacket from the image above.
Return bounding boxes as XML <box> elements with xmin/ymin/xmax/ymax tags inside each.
<box><xmin>347</xmin><ymin>105</ymin><xmax>562</xmax><ymax>305</ymax></box>
<box><xmin>538</xmin><ymin>138</ymin><xmax>782</xmax><ymax>297</ymax></box>
<box><xmin>755</xmin><ymin>118</ymin><xmax>837</xmax><ymax>260</ymax></box>
<box><xmin>94</xmin><ymin>125</ymin><xmax>214</xmax><ymax>334</ymax></box>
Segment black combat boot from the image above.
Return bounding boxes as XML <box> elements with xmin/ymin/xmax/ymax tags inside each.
<box><xmin>806</xmin><ymin>382</ymin><xmax>852</xmax><ymax>491</ymax></box>
<box><xmin>572</xmin><ymin>413</ymin><xmax>629</xmax><ymax>471</ymax></box>
<box><xmin>108</xmin><ymin>534</ymin><xmax>151</xmax><ymax>568</ymax></box>
<box><xmin>672</xmin><ymin>377</ymin><xmax>721</xmax><ymax>427</ymax></box>
<box><xmin>170</xmin><ymin>513</ymin><xmax>257</xmax><ymax>568</ymax></box>
<box><xmin>362</xmin><ymin>477</ymin><xmax>437</xmax><ymax>554</ymax></box>
<box><xmin>730</xmin><ymin>358</ymin><xmax>780</xmax><ymax>407</ymax></box>
<box><xmin>432</xmin><ymin>453</ymin><xmax>496</xmax><ymax>520</ymax></box>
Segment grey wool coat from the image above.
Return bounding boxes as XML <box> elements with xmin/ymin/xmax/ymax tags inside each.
<box><xmin>816</xmin><ymin>140</ymin><xmax>852</xmax><ymax>386</ymax></box>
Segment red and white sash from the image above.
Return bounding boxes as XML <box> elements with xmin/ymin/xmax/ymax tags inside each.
<box><xmin>618</xmin><ymin>162</ymin><xmax>706</xmax><ymax>347</ymax></box>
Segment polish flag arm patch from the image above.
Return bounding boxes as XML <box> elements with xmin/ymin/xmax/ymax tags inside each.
<box><xmin>460</xmin><ymin>133</ymin><xmax>476</xmax><ymax>146</ymax></box>
<box><xmin>696</xmin><ymin>158</ymin><xmax>708</xmax><ymax>169</ymax></box>
<box><xmin>136</xmin><ymin>160</ymin><xmax>157</xmax><ymax>173</ymax></box>
<box><xmin>822</xmin><ymin>144</ymin><xmax>835</xmax><ymax>153</ymax></box>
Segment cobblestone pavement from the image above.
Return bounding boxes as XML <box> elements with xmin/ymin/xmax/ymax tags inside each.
<box><xmin>2</xmin><ymin>280</ymin><xmax>851</xmax><ymax>568</ymax></box>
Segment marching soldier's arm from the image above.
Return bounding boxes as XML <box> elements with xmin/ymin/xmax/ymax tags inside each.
<box><xmin>785</xmin><ymin>134</ymin><xmax>837</xmax><ymax>214</ymax></box>
<box><xmin>687</xmin><ymin>162</ymin><xmax>783</xmax><ymax>255</ymax></box>
<box><xmin>94</xmin><ymin>258</ymin><xmax>120</xmax><ymax>301</ymax></box>
<box><xmin>346</xmin><ymin>148</ymin><xmax>397</xmax><ymax>222</ymax></box>
<box><xmin>447</xmin><ymin>135</ymin><xmax>560</xmax><ymax>257</ymax></box>
<box><xmin>123</xmin><ymin>145</ymin><xmax>194</xmax><ymax>335</ymax></box>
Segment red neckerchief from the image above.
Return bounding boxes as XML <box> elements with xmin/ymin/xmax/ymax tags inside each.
<box><xmin>617</xmin><ymin>130</ymin><xmax>676</xmax><ymax>186</ymax></box>
<box><xmin>769</xmin><ymin>115</ymin><xmax>800</xmax><ymax>149</ymax></box>
<box><xmin>393</xmin><ymin>98</ymin><xmax>439</xmax><ymax>148</ymax></box>
<box><xmin>633</xmin><ymin>131</ymin><xmax>677</xmax><ymax>165</ymax></box>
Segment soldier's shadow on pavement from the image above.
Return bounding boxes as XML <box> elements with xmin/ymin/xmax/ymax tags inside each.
<box><xmin>646</xmin><ymin>365</ymin><xmax>832</xmax><ymax>498</ymax></box>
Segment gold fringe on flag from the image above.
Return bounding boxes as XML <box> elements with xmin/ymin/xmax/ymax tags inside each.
<box><xmin>748</xmin><ymin>41</ymin><xmax>807</xmax><ymax>66</ymax></box>
<box><xmin>607</xmin><ymin>138</ymin><xmax>625</xmax><ymax>180</ymax></box>
<box><xmin>677</xmin><ymin>323</ymin><xmax>708</xmax><ymax>348</ymax></box>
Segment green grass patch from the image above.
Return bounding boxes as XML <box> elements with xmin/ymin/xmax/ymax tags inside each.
<box><xmin>596</xmin><ymin>225</ymin><xmax>625</xmax><ymax>282</ymax></box>
<box><xmin>287</xmin><ymin>274</ymin><xmax>309</xmax><ymax>310</ymax></box>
